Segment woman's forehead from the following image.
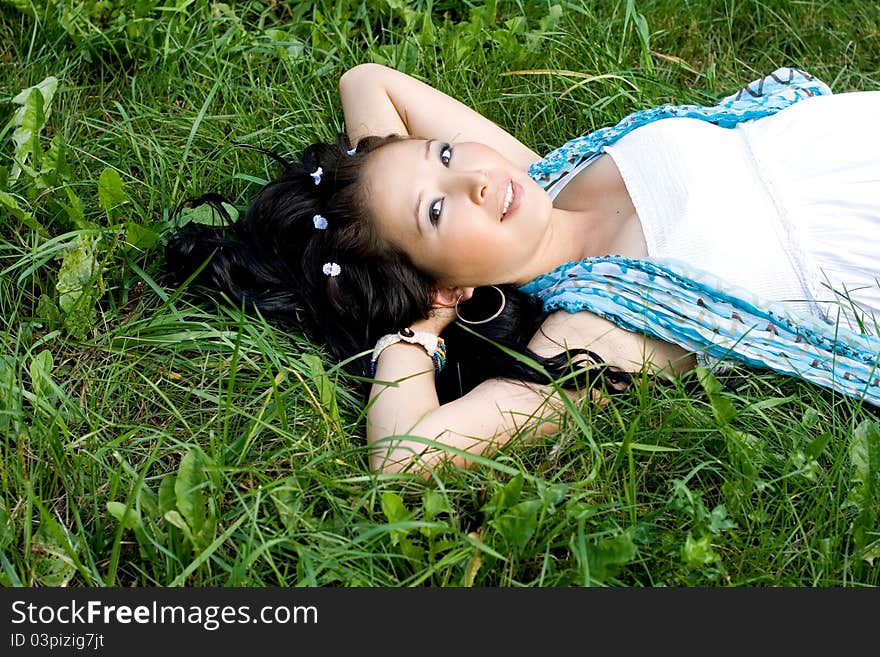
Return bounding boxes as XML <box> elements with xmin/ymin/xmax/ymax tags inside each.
<box><xmin>364</xmin><ymin>139</ymin><xmax>428</xmax><ymax>219</ymax></box>
<box><xmin>368</xmin><ymin>137</ymin><xmax>426</xmax><ymax>172</ymax></box>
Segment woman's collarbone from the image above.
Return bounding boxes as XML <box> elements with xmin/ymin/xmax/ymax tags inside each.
<box><xmin>551</xmin><ymin>155</ymin><xmax>647</xmax><ymax>258</ymax></box>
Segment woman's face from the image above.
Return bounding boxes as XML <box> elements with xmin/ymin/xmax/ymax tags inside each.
<box><xmin>361</xmin><ymin>138</ymin><xmax>554</xmax><ymax>287</ymax></box>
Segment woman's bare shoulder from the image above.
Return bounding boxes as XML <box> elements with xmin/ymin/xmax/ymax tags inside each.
<box><xmin>528</xmin><ymin>309</ymin><xmax>695</xmax><ymax>376</ymax></box>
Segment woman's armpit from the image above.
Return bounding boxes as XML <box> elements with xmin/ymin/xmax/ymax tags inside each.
<box><xmin>529</xmin><ymin>309</ymin><xmax>695</xmax><ymax>377</ymax></box>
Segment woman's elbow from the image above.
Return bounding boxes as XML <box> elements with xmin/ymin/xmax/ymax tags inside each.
<box><xmin>339</xmin><ymin>63</ymin><xmax>390</xmax><ymax>94</ymax></box>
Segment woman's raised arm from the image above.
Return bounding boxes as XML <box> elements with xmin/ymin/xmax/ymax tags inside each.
<box><xmin>339</xmin><ymin>63</ymin><xmax>540</xmax><ymax>170</ymax></box>
<box><xmin>367</xmin><ymin>345</ymin><xmax>567</xmax><ymax>477</ymax></box>
<box><xmin>367</xmin><ymin>309</ymin><xmax>693</xmax><ymax>477</ymax></box>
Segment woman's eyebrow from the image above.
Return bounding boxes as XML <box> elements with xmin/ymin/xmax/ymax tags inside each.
<box><xmin>413</xmin><ymin>140</ymin><xmax>435</xmax><ymax>234</ymax></box>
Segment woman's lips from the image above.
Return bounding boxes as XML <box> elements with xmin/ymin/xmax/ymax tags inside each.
<box><xmin>501</xmin><ymin>181</ymin><xmax>522</xmax><ymax>221</ymax></box>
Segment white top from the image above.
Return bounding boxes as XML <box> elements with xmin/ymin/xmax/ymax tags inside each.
<box><xmin>548</xmin><ymin>116</ymin><xmax>818</xmax><ymax>318</ymax></box>
<box><xmin>545</xmin><ymin>92</ymin><xmax>880</xmax><ymax>330</ymax></box>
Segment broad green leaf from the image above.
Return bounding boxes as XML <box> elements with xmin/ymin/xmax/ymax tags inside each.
<box><xmin>137</xmin><ymin>484</ymin><xmax>159</xmax><ymax>519</ymax></box>
<box><xmin>723</xmin><ymin>427</ymin><xmax>765</xmax><ymax>482</ymax></box>
<box><xmin>3</xmin><ymin>0</ymin><xmax>30</xmax><ymax>14</ymax></box>
<box><xmin>35</xmin><ymin>294</ymin><xmax>61</xmax><ymax>327</ymax></box>
<box><xmin>0</xmin><ymin>190</ymin><xmax>47</xmax><ymax>236</ymax></box>
<box><xmin>538</xmin><ymin>482</ymin><xmax>567</xmax><ymax>513</ymax></box>
<box><xmin>193</xmin><ymin>507</ymin><xmax>217</xmax><ymax>551</ymax></box>
<box><xmin>9</xmin><ymin>76</ymin><xmax>58</xmax><ymax>182</ymax></box>
<box><xmin>491</xmin><ymin>499</ymin><xmax>541</xmax><ymax>551</ymax></box>
<box><xmin>158</xmin><ymin>472</ymin><xmax>177</xmax><ymax>516</ymax></box>
<box><xmin>106</xmin><ymin>501</ymin><xmax>142</xmax><ymax>532</ymax></box>
<box><xmin>381</xmin><ymin>492</ymin><xmax>408</xmax><ymax>524</ymax></box>
<box><xmin>862</xmin><ymin>540</ymin><xmax>880</xmax><ymax>566</ymax></box>
<box><xmin>398</xmin><ymin>536</ymin><xmax>424</xmax><ymax>561</ymax></box>
<box><xmin>28</xmin><ymin>349</ymin><xmax>54</xmax><ymax>400</ymax></box>
<box><xmin>11</xmin><ymin>89</ymin><xmax>44</xmax><ymax>181</ymax></box>
<box><xmin>482</xmin><ymin>472</ymin><xmax>524</xmax><ymax>514</ymax></box>
<box><xmin>849</xmin><ymin>420</ymin><xmax>880</xmax><ymax>503</ymax></box>
<box><xmin>539</xmin><ymin>4</ymin><xmax>563</xmax><ymax>31</ymax></box>
<box><xmin>682</xmin><ymin>532</ymin><xmax>719</xmax><ymax>567</ymax></box>
<box><xmin>176</xmin><ymin>201</ymin><xmax>238</xmax><ymax>227</ymax></box>
<box><xmin>423</xmin><ymin>489</ymin><xmax>448</xmax><ymax>522</ymax></box>
<box><xmin>381</xmin><ymin>492</ymin><xmax>413</xmax><ymax>547</ymax></box>
<box><xmin>565</xmin><ymin>500</ymin><xmax>599</xmax><ymax>522</ymax></box>
<box><xmin>125</xmin><ymin>221</ymin><xmax>160</xmax><ymax>250</ymax></box>
<box><xmin>503</xmin><ymin>16</ymin><xmax>527</xmax><ymax>35</ymax></box>
<box><xmin>41</xmin><ymin>134</ymin><xmax>71</xmax><ymax>181</ymax></box>
<box><xmin>163</xmin><ymin>509</ymin><xmax>194</xmax><ymax>544</ymax></box>
<box><xmin>421</xmin><ymin>489</ymin><xmax>450</xmax><ymax>538</ymax></box>
<box><xmin>708</xmin><ymin>504</ymin><xmax>737</xmax><ymax>535</ymax></box>
<box><xmin>11</xmin><ymin>74</ymin><xmax>58</xmax><ymax>107</ymax></box>
<box><xmin>32</xmin><ymin>514</ymin><xmax>79</xmax><ymax>587</ymax></box>
<box><xmin>174</xmin><ymin>450</ymin><xmax>207</xmax><ymax>536</ymax></box>
<box><xmin>669</xmin><ymin>478</ymin><xmax>708</xmax><ymax>523</ymax></box>
<box><xmin>802</xmin><ymin>407</ymin><xmax>820</xmax><ymax>429</ymax></box>
<box><xmin>804</xmin><ymin>432</ymin><xmax>832</xmax><ymax>460</ymax></box>
<box><xmin>61</xmin><ymin>187</ymin><xmax>88</xmax><ymax>230</ymax></box>
<box><xmin>56</xmin><ymin>234</ymin><xmax>103</xmax><ymax>339</ymax></box>
<box><xmin>696</xmin><ymin>367</ymin><xmax>736</xmax><ymax>425</ymax></box>
<box><xmin>270</xmin><ymin>478</ymin><xmax>305</xmax><ymax>532</ymax></box>
<box><xmin>98</xmin><ymin>167</ymin><xmax>127</xmax><ymax>221</ymax></box>
<box><xmin>586</xmin><ymin>530</ymin><xmax>638</xmax><ymax>582</ymax></box>
<box><xmin>847</xmin><ymin>420</ymin><xmax>880</xmax><ymax>556</ymax></box>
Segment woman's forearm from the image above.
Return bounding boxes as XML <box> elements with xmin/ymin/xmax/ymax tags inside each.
<box><xmin>338</xmin><ymin>63</ymin><xmax>539</xmax><ymax>169</ymax></box>
<box><xmin>366</xmin><ymin>341</ymin><xmax>441</xmax><ymax>472</ymax></box>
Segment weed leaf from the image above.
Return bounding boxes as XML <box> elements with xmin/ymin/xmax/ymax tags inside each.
<box><xmin>106</xmin><ymin>501</ymin><xmax>141</xmax><ymax>532</ymax></box>
<box><xmin>492</xmin><ymin>499</ymin><xmax>542</xmax><ymax>551</ymax></box>
<box><xmin>56</xmin><ymin>234</ymin><xmax>103</xmax><ymax>339</ymax></box>
<box><xmin>847</xmin><ymin>420</ymin><xmax>880</xmax><ymax>559</ymax></box>
<box><xmin>98</xmin><ymin>167</ymin><xmax>127</xmax><ymax>223</ymax></box>
<box><xmin>174</xmin><ymin>450</ymin><xmax>207</xmax><ymax>536</ymax></box>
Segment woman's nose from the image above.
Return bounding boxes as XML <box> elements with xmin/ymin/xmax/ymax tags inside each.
<box><xmin>457</xmin><ymin>170</ymin><xmax>489</xmax><ymax>205</ymax></box>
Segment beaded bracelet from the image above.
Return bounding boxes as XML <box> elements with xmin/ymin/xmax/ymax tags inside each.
<box><xmin>370</xmin><ymin>328</ymin><xmax>447</xmax><ymax>377</ymax></box>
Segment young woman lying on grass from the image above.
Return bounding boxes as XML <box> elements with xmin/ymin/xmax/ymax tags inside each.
<box><xmin>164</xmin><ymin>63</ymin><xmax>880</xmax><ymax>476</ymax></box>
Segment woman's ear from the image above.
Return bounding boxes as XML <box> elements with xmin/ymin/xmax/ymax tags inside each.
<box><xmin>431</xmin><ymin>285</ymin><xmax>474</xmax><ymax>308</ymax></box>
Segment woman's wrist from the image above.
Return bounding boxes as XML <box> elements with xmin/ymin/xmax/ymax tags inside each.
<box><xmin>370</xmin><ymin>328</ymin><xmax>447</xmax><ymax>377</ymax></box>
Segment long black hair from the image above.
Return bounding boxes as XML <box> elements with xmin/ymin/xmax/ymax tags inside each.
<box><xmin>163</xmin><ymin>134</ymin><xmax>631</xmax><ymax>403</ymax></box>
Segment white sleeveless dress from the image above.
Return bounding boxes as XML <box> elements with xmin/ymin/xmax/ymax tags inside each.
<box><xmin>546</xmin><ymin>92</ymin><xmax>880</xmax><ymax>332</ymax></box>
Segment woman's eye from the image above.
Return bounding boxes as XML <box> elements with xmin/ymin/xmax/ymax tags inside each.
<box><xmin>429</xmin><ymin>199</ymin><xmax>443</xmax><ymax>227</ymax></box>
<box><xmin>439</xmin><ymin>143</ymin><xmax>452</xmax><ymax>166</ymax></box>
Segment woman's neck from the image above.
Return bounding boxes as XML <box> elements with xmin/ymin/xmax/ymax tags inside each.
<box><xmin>512</xmin><ymin>206</ymin><xmax>607</xmax><ymax>285</ymax></box>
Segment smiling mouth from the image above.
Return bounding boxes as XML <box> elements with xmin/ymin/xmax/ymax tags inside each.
<box><xmin>500</xmin><ymin>181</ymin><xmax>514</xmax><ymax>220</ymax></box>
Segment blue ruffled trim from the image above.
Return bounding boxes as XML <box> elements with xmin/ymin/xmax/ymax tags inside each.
<box><xmin>519</xmin><ymin>256</ymin><xmax>880</xmax><ymax>405</ymax></box>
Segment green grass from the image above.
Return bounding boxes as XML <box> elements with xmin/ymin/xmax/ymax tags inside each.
<box><xmin>1</xmin><ymin>0</ymin><xmax>879</xmax><ymax>587</ymax></box>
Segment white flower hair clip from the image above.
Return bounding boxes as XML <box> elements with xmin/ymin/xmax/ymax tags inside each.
<box><xmin>313</xmin><ymin>214</ymin><xmax>328</xmax><ymax>230</ymax></box>
<box><xmin>310</xmin><ymin>166</ymin><xmax>323</xmax><ymax>185</ymax></box>
<box><xmin>322</xmin><ymin>262</ymin><xmax>341</xmax><ymax>277</ymax></box>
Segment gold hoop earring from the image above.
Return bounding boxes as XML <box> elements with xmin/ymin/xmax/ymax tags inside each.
<box><xmin>455</xmin><ymin>285</ymin><xmax>506</xmax><ymax>325</ymax></box>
